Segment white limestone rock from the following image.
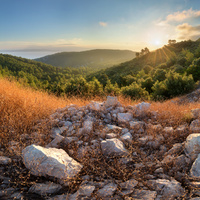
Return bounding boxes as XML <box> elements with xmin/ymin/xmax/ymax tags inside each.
<box><xmin>117</xmin><ymin>113</ymin><xmax>133</xmax><ymax>124</ymax></box>
<box><xmin>120</xmin><ymin>132</ymin><xmax>133</xmax><ymax>143</ymax></box>
<box><xmin>101</xmin><ymin>138</ymin><xmax>129</xmax><ymax>157</ymax></box>
<box><xmin>104</xmin><ymin>96</ymin><xmax>118</xmax><ymax>107</ymax></box>
<box><xmin>22</xmin><ymin>144</ymin><xmax>83</xmax><ymax>182</ymax></box>
<box><xmin>185</xmin><ymin>133</ymin><xmax>200</xmax><ymax>161</ymax></box>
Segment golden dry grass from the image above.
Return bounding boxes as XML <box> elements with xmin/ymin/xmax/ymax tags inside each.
<box><xmin>0</xmin><ymin>78</ymin><xmax>67</xmax><ymax>147</ymax></box>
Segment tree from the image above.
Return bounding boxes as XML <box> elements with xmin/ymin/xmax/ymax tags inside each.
<box><xmin>168</xmin><ymin>39</ymin><xmax>176</xmax><ymax>45</ymax></box>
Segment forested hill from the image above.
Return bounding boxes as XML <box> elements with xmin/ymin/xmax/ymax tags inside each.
<box><xmin>88</xmin><ymin>39</ymin><xmax>200</xmax><ymax>86</ymax></box>
<box><xmin>35</xmin><ymin>49</ymin><xmax>135</xmax><ymax>69</ymax></box>
<box><xmin>0</xmin><ymin>54</ymin><xmax>90</xmax><ymax>92</ymax></box>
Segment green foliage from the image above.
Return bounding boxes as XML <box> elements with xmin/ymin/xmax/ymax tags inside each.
<box><xmin>104</xmin><ymin>80</ymin><xmax>120</xmax><ymax>95</ymax></box>
<box><xmin>153</xmin><ymin>69</ymin><xmax>167</xmax><ymax>82</ymax></box>
<box><xmin>152</xmin><ymin>71</ymin><xmax>195</xmax><ymax>99</ymax></box>
<box><xmin>165</xmin><ymin>71</ymin><xmax>194</xmax><ymax>97</ymax></box>
<box><xmin>186</xmin><ymin>57</ymin><xmax>200</xmax><ymax>81</ymax></box>
<box><xmin>121</xmin><ymin>82</ymin><xmax>149</xmax><ymax>99</ymax></box>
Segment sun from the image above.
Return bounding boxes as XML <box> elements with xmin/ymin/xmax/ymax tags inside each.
<box><xmin>154</xmin><ymin>40</ymin><xmax>161</xmax><ymax>46</ymax></box>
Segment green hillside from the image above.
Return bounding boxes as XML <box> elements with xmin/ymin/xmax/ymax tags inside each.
<box><xmin>35</xmin><ymin>49</ymin><xmax>135</xmax><ymax>69</ymax></box>
<box><xmin>88</xmin><ymin>39</ymin><xmax>200</xmax><ymax>86</ymax></box>
<box><xmin>1</xmin><ymin>39</ymin><xmax>200</xmax><ymax>100</ymax></box>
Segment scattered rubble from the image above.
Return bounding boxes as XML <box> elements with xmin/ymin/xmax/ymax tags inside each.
<box><xmin>2</xmin><ymin>96</ymin><xmax>200</xmax><ymax>199</ymax></box>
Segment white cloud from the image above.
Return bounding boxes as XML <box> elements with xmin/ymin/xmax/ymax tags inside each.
<box><xmin>99</xmin><ymin>21</ymin><xmax>108</xmax><ymax>27</ymax></box>
<box><xmin>176</xmin><ymin>23</ymin><xmax>200</xmax><ymax>40</ymax></box>
<box><xmin>157</xmin><ymin>8</ymin><xmax>200</xmax><ymax>26</ymax></box>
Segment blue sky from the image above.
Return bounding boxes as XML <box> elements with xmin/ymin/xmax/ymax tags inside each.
<box><xmin>1</xmin><ymin>0</ymin><xmax>200</xmax><ymax>58</ymax></box>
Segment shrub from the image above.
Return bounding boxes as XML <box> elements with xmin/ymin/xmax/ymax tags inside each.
<box><xmin>121</xmin><ymin>82</ymin><xmax>149</xmax><ymax>99</ymax></box>
<box><xmin>186</xmin><ymin>57</ymin><xmax>200</xmax><ymax>81</ymax></box>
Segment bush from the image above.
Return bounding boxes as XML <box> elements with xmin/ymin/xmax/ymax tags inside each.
<box><xmin>186</xmin><ymin>57</ymin><xmax>200</xmax><ymax>81</ymax></box>
<box><xmin>165</xmin><ymin>71</ymin><xmax>195</xmax><ymax>97</ymax></box>
<box><xmin>152</xmin><ymin>71</ymin><xmax>195</xmax><ymax>99</ymax></box>
<box><xmin>121</xmin><ymin>82</ymin><xmax>149</xmax><ymax>99</ymax></box>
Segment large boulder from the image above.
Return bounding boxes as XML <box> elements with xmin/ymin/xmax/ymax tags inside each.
<box><xmin>101</xmin><ymin>138</ymin><xmax>129</xmax><ymax>157</ymax></box>
<box><xmin>185</xmin><ymin>134</ymin><xmax>200</xmax><ymax>161</ymax></box>
<box><xmin>22</xmin><ymin>144</ymin><xmax>83</xmax><ymax>183</ymax></box>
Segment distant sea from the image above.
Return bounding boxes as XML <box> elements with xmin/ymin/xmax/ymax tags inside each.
<box><xmin>0</xmin><ymin>51</ymin><xmax>57</xmax><ymax>59</ymax></box>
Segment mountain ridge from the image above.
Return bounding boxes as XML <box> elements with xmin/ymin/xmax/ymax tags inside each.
<box><xmin>35</xmin><ymin>49</ymin><xmax>136</xmax><ymax>69</ymax></box>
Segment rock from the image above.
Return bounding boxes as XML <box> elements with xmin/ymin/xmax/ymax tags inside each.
<box><xmin>0</xmin><ymin>156</ymin><xmax>12</xmax><ymax>165</ymax></box>
<box><xmin>75</xmin><ymin>184</ymin><xmax>95</xmax><ymax>197</ymax></box>
<box><xmin>83</xmin><ymin>120</ymin><xmax>93</xmax><ymax>133</ymax></box>
<box><xmin>0</xmin><ymin>187</ymin><xmax>15</xmax><ymax>197</ymax></box>
<box><xmin>10</xmin><ymin>192</ymin><xmax>24</xmax><ymax>200</ymax></box>
<box><xmin>134</xmin><ymin>102</ymin><xmax>151</xmax><ymax>116</ymax></box>
<box><xmin>148</xmin><ymin>179</ymin><xmax>184</xmax><ymax>199</ymax></box>
<box><xmin>106</xmin><ymin>133</ymin><xmax>118</xmax><ymax>139</ymax></box>
<box><xmin>47</xmin><ymin>194</ymin><xmax>69</xmax><ymax>200</ymax></box>
<box><xmin>117</xmin><ymin>113</ymin><xmax>133</xmax><ymax>124</ymax></box>
<box><xmin>129</xmin><ymin>121</ymin><xmax>145</xmax><ymax>131</ymax></box>
<box><xmin>163</xmin><ymin>127</ymin><xmax>174</xmax><ymax>136</ymax></box>
<box><xmin>185</xmin><ymin>133</ymin><xmax>200</xmax><ymax>161</ymax></box>
<box><xmin>28</xmin><ymin>182</ymin><xmax>62</xmax><ymax>195</ymax></box>
<box><xmin>119</xmin><ymin>179</ymin><xmax>138</xmax><ymax>190</ymax></box>
<box><xmin>101</xmin><ymin>138</ymin><xmax>129</xmax><ymax>157</ymax></box>
<box><xmin>191</xmin><ymin>108</ymin><xmax>200</xmax><ymax>119</ymax></box>
<box><xmin>46</xmin><ymin>134</ymin><xmax>64</xmax><ymax>148</ymax></box>
<box><xmin>97</xmin><ymin>182</ymin><xmax>118</xmax><ymax>197</ymax></box>
<box><xmin>164</xmin><ymin>143</ymin><xmax>183</xmax><ymax>156</ymax></box>
<box><xmin>88</xmin><ymin>101</ymin><xmax>104</xmax><ymax>111</ymax></box>
<box><xmin>131</xmin><ymin>189</ymin><xmax>157</xmax><ymax>200</ymax></box>
<box><xmin>190</xmin><ymin>154</ymin><xmax>200</xmax><ymax>177</ymax></box>
<box><xmin>105</xmin><ymin>96</ymin><xmax>118</xmax><ymax>107</ymax></box>
<box><xmin>64</xmin><ymin>137</ymin><xmax>79</xmax><ymax>145</ymax></box>
<box><xmin>190</xmin><ymin>119</ymin><xmax>200</xmax><ymax>132</ymax></box>
<box><xmin>106</xmin><ymin>124</ymin><xmax>123</xmax><ymax>131</ymax></box>
<box><xmin>120</xmin><ymin>132</ymin><xmax>133</xmax><ymax>143</ymax></box>
<box><xmin>22</xmin><ymin>144</ymin><xmax>83</xmax><ymax>183</ymax></box>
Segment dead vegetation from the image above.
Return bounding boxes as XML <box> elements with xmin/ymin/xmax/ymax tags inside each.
<box><xmin>1</xmin><ymin>77</ymin><xmax>200</xmax><ymax>199</ymax></box>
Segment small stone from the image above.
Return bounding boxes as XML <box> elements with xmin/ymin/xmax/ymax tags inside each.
<box><xmin>120</xmin><ymin>179</ymin><xmax>138</xmax><ymax>190</ymax></box>
<box><xmin>101</xmin><ymin>138</ymin><xmax>129</xmax><ymax>157</ymax></box>
<box><xmin>0</xmin><ymin>156</ymin><xmax>12</xmax><ymax>165</ymax></box>
<box><xmin>97</xmin><ymin>182</ymin><xmax>118</xmax><ymax>197</ymax></box>
<box><xmin>118</xmin><ymin>113</ymin><xmax>133</xmax><ymax>124</ymax></box>
<box><xmin>131</xmin><ymin>189</ymin><xmax>157</xmax><ymax>200</ymax></box>
<box><xmin>105</xmin><ymin>96</ymin><xmax>118</xmax><ymax>107</ymax></box>
<box><xmin>28</xmin><ymin>182</ymin><xmax>62</xmax><ymax>196</ymax></box>
<box><xmin>120</xmin><ymin>132</ymin><xmax>133</xmax><ymax>143</ymax></box>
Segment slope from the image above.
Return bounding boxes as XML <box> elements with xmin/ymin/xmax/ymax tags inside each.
<box><xmin>35</xmin><ymin>49</ymin><xmax>136</xmax><ymax>69</ymax></box>
<box><xmin>88</xmin><ymin>39</ymin><xmax>200</xmax><ymax>85</ymax></box>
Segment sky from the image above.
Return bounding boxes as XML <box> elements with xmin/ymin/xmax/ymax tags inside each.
<box><xmin>1</xmin><ymin>0</ymin><xmax>200</xmax><ymax>59</ymax></box>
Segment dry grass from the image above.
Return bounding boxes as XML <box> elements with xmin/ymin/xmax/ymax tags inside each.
<box><xmin>1</xmin><ymin>77</ymin><xmax>200</xmax><ymax>198</ymax></box>
<box><xmin>0</xmin><ymin>78</ymin><xmax>66</xmax><ymax>148</ymax></box>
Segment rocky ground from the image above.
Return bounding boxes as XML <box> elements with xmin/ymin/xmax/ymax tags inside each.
<box><xmin>1</xmin><ymin>96</ymin><xmax>200</xmax><ymax>199</ymax></box>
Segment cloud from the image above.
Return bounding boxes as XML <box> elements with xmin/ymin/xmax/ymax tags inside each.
<box><xmin>99</xmin><ymin>21</ymin><xmax>107</xmax><ymax>27</ymax></box>
<box><xmin>157</xmin><ymin>9</ymin><xmax>200</xmax><ymax>26</ymax></box>
<box><xmin>176</xmin><ymin>23</ymin><xmax>200</xmax><ymax>40</ymax></box>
